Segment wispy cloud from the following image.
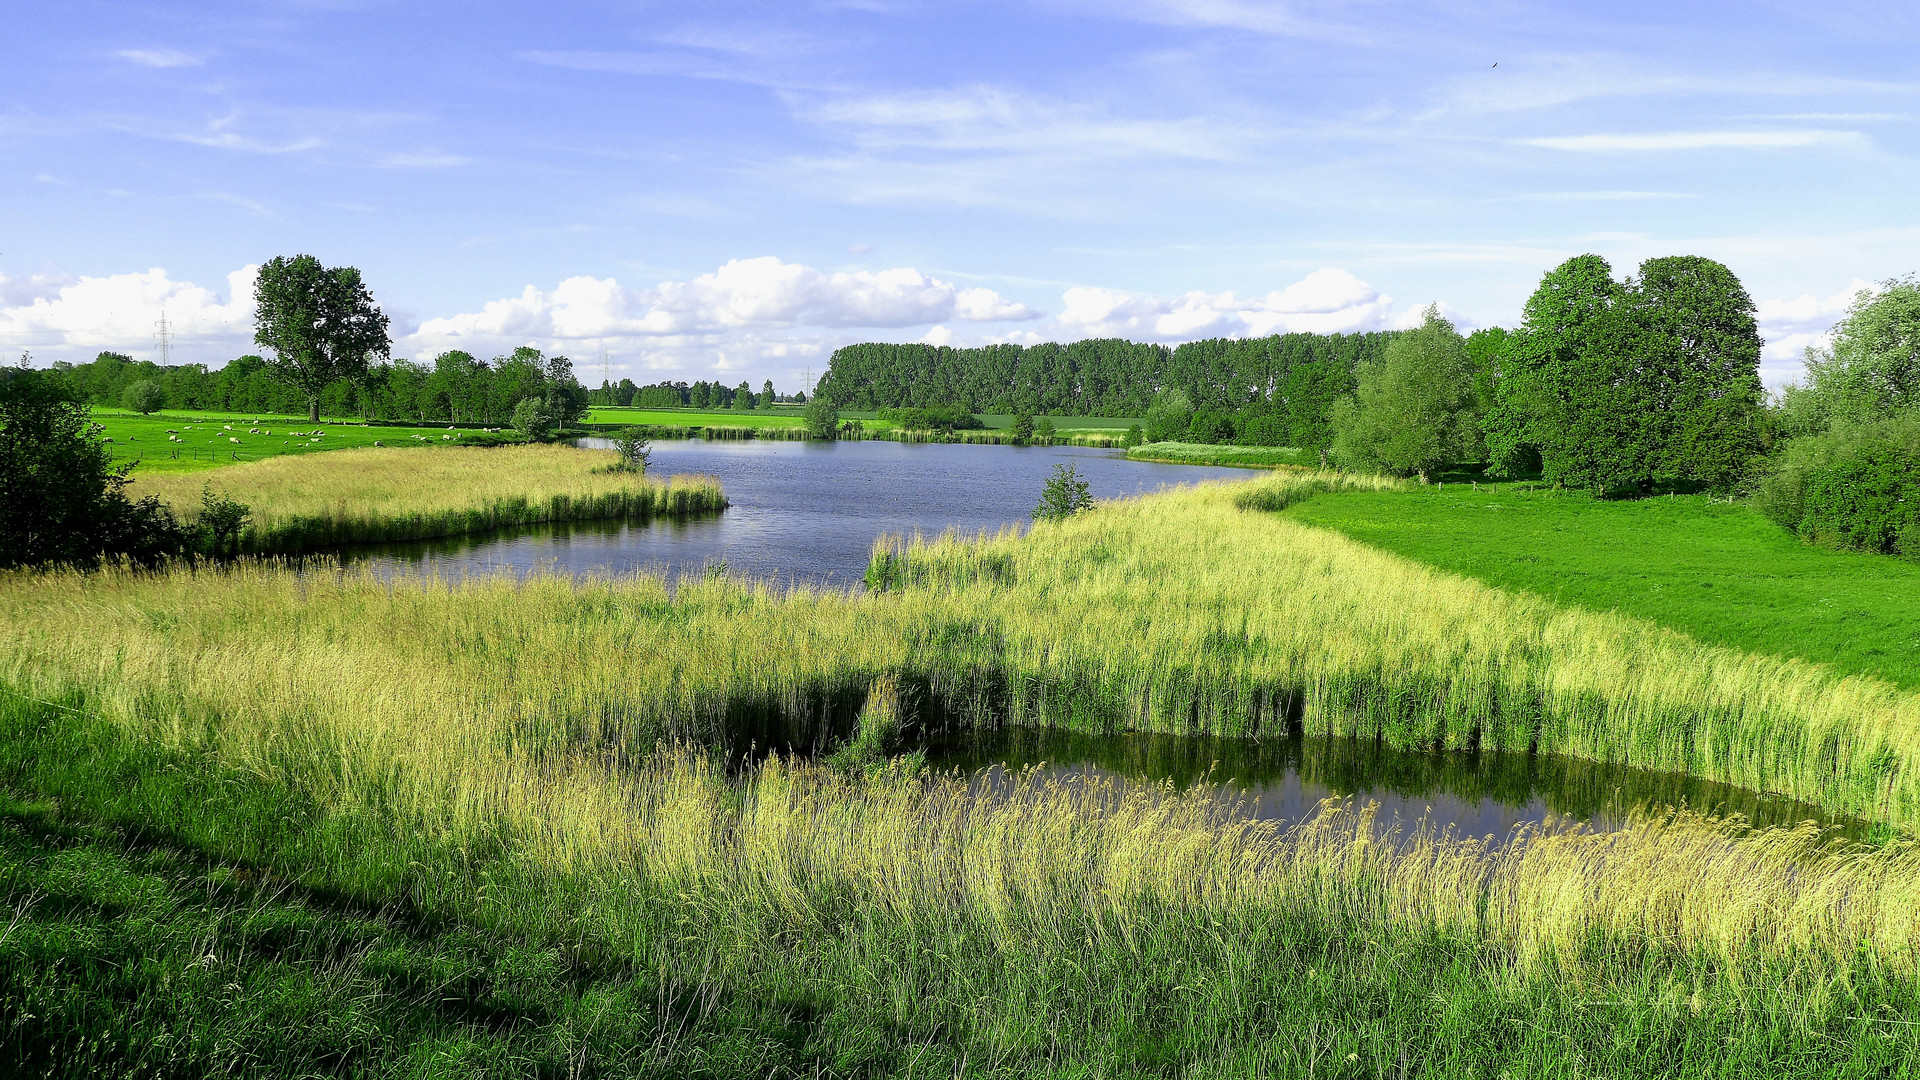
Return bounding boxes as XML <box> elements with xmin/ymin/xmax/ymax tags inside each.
<box><xmin>1495</xmin><ymin>190</ymin><xmax>1694</xmax><ymax>202</ymax></box>
<box><xmin>116</xmin><ymin>48</ymin><xmax>202</xmax><ymax>68</ymax></box>
<box><xmin>1517</xmin><ymin>130</ymin><xmax>1863</xmax><ymax>152</ymax></box>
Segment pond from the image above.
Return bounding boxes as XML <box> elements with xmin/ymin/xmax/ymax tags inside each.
<box><xmin>929</xmin><ymin>727</ymin><xmax>1874</xmax><ymax>843</ymax></box>
<box><xmin>337</xmin><ymin>438</ymin><xmax>1872</xmax><ymax>844</ymax></box>
<box><xmin>345</xmin><ymin>438</ymin><xmax>1253</xmax><ymax>585</ymax></box>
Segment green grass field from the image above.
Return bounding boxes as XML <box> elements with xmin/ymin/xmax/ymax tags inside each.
<box><xmin>92</xmin><ymin>408</ymin><xmax>476</xmax><ymax>474</ymax></box>
<box><xmin>1126</xmin><ymin>441</ymin><xmax>1317</xmax><ymax>468</ymax></box>
<box><xmin>1285</xmin><ymin>481</ymin><xmax>1920</xmax><ymax>690</ymax></box>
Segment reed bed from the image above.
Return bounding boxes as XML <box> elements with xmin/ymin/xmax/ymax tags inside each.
<box><xmin>7</xmin><ymin>471</ymin><xmax>1920</xmax><ymax>1068</ymax></box>
<box><xmin>128</xmin><ymin>443</ymin><xmax>728</xmax><ymax>554</ymax></box>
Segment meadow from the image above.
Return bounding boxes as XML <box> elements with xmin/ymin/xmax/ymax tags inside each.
<box><xmin>91</xmin><ymin>407</ymin><xmax>503</xmax><ymax>474</ymax></box>
<box><xmin>6</xmin><ymin>470</ymin><xmax>1920</xmax><ymax>1075</ymax></box>
<box><xmin>1287</xmin><ymin>481</ymin><xmax>1920</xmax><ymax>690</ymax></box>
<box><xmin>1126</xmin><ymin>441</ymin><xmax>1318</xmax><ymax>468</ymax></box>
<box><xmin>127</xmin><ymin>444</ymin><xmax>727</xmax><ymax>555</ymax></box>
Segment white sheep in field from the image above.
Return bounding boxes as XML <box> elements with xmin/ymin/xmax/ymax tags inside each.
<box><xmin>442</xmin><ymin>434</ymin><xmax>452</xmax><ymax>440</ymax></box>
<box><xmin>229</xmin><ymin>437</ymin><xmax>240</xmax><ymax>443</ymax></box>
<box><xmin>373</xmin><ymin>441</ymin><xmax>382</xmax><ymax>446</ymax></box>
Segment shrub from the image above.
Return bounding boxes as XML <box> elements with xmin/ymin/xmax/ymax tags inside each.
<box><xmin>877</xmin><ymin>405</ymin><xmax>983</xmax><ymax>431</ymax></box>
<box><xmin>1032</xmin><ymin>463</ymin><xmax>1094</xmax><ymax>522</ymax></box>
<box><xmin>1011</xmin><ymin>410</ymin><xmax>1035</xmax><ymax>444</ymax></box>
<box><xmin>1143</xmin><ymin>389</ymin><xmax>1193</xmax><ymax>444</ymax></box>
<box><xmin>511</xmin><ymin>397</ymin><xmax>554</xmax><ymax>442</ymax></box>
<box><xmin>0</xmin><ymin>370</ymin><xmax>185</xmax><ymax>567</ymax></box>
<box><xmin>610</xmin><ymin>428</ymin><xmax>651</xmax><ymax>473</ymax></box>
<box><xmin>120</xmin><ymin>379</ymin><xmax>166</xmax><ymax>415</ymax></box>
<box><xmin>1758</xmin><ymin>412</ymin><xmax>1920</xmax><ymax>554</ymax></box>
<box><xmin>803</xmin><ymin>396</ymin><xmax>841</xmax><ymax>440</ymax></box>
<box><xmin>1034</xmin><ymin>415</ymin><xmax>1056</xmax><ymax>442</ymax></box>
<box><xmin>1186</xmin><ymin>409</ymin><xmax>1234</xmax><ymax>445</ymax></box>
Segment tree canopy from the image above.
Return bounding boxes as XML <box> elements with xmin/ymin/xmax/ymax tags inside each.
<box><xmin>1330</xmin><ymin>307</ymin><xmax>1480</xmax><ymax>481</ymax></box>
<box><xmin>254</xmin><ymin>254</ymin><xmax>392</xmax><ymax>421</ymax></box>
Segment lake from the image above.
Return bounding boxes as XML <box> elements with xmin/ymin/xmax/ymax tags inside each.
<box><xmin>343</xmin><ymin>437</ymin><xmax>1864</xmax><ymax>843</ymax></box>
<box><xmin>347</xmin><ymin>437</ymin><xmax>1253</xmax><ymax>585</ymax></box>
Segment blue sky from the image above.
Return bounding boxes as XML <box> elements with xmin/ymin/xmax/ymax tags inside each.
<box><xmin>4</xmin><ymin>0</ymin><xmax>1917</xmax><ymax>390</ymax></box>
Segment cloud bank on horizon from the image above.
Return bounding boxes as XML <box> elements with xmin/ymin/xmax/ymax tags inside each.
<box><xmin>0</xmin><ymin>259</ymin><xmax>1860</xmax><ymax>391</ymax></box>
<box><xmin>3</xmin><ymin>0</ymin><xmax>1915</xmax><ymax>392</ymax></box>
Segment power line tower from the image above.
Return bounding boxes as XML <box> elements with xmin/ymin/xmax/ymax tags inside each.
<box><xmin>154</xmin><ymin>311</ymin><xmax>173</xmax><ymax>369</ymax></box>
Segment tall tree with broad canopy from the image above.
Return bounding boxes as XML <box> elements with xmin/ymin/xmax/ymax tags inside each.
<box><xmin>1329</xmin><ymin>307</ymin><xmax>1481</xmax><ymax>482</ymax></box>
<box><xmin>1484</xmin><ymin>254</ymin><xmax>1618</xmax><ymax>478</ymax></box>
<box><xmin>253</xmin><ymin>255</ymin><xmax>391</xmax><ymax>422</ymax></box>
<box><xmin>1535</xmin><ymin>257</ymin><xmax>1762</xmax><ymax>494</ymax></box>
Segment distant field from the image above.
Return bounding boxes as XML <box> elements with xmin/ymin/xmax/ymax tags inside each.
<box><xmin>91</xmin><ymin>408</ymin><xmax>468</xmax><ymax>475</ymax></box>
<box><xmin>585</xmin><ymin>406</ymin><xmax>812</xmax><ymax>429</ymax></box>
<box><xmin>1284</xmin><ymin>482</ymin><xmax>1920</xmax><ymax>690</ymax></box>
<box><xmin>1126</xmin><ymin>442</ymin><xmax>1315</xmax><ymax>469</ymax></box>
<box><xmin>584</xmin><ymin>406</ymin><xmax>1144</xmax><ymax>435</ymax></box>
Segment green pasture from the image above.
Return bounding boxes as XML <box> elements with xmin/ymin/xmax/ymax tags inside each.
<box><xmin>1285</xmin><ymin>482</ymin><xmax>1920</xmax><ymax>690</ymax></box>
<box><xmin>92</xmin><ymin>408</ymin><xmax>460</xmax><ymax>475</ymax></box>
<box><xmin>1126</xmin><ymin>441</ymin><xmax>1316</xmax><ymax>469</ymax></box>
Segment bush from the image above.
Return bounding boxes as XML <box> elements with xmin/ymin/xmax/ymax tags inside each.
<box><xmin>511</xmin><ymin>397</ymin><xmax>554</xmax><ymax>442</ymax></box>
<box><xmin>1143</xmin><ymin>389</ymin><xmax>1193</xmax><ymax>444</ymax></box>
<box><xmin>877</xmin><ymin>405</ymin><xmax>983</xmax><ymax>431</ymax></box>
<box><xmin>1011</xmin><ymin>410</ymin><xmax>1035</xmax><ymax>444</ymax></box>
<box><xmin>610</xmin><ymin>428</ymin><xmax>651</xmax><ymax>473</ymax></box>
<box><xmin>1186</xmin><ymin>409</ymin><xmax>1234</xmax><ymax>445</ymax></box>
<box><xmin>1035</xmin><ymin>415</ymin><xmax>1056</xmax><ymax>442</ymax></box>
<box><xmin>120</xmin><ymin>379</ymin><xmax>165</xmax><ymax>415</ymax></box>
<box><xmin>804</xmin><ymin>395</ymin><xmax>841</xmax><ymax>440</ymax></box>
<box><xmin>1032</xmin><ymin>463</ymin><xmax>1094</xmax><ymax>522</ymax></box>
<box><xmin>0</xmin><ymin>370</ymin><xmax>186</xmax><ymax>568</ymax></box>
<box><xmin>1757</xmin><ymin>412</ymin><xmax>1920</xmax><ymax>555</ymax></box>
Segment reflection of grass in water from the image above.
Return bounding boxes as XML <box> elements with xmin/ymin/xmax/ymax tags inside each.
<box><xmin>930</xmin><ymin>728</ymin><xmax>1864</xmax><ymax>839</ymax></box>
<box><xmin>7</xmin><ymin>469</ymin><xmax>1920</xmax><ymax>1071</ymax></box>
<box><xmin>127</xmin><ymin>444</ymin><xmax>727</xmax><ymax>555</ymax></box>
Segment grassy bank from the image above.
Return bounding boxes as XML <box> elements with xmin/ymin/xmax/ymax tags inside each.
<box><xmin>8</xmin><ymin>471</ymin><xmax>1920</xmax><ymax>1073</ymax></box>
<box><xmin>1</xmin><ymin>688</ymin><xmax>1916</xmax><ymax>1078</ymax></box>
<box><xmin>128</xmin><ymin>444</ymin><xmax>727</xmax><ymax>554</ymax></box>
<box><xmin>1126</xmin><ymin>441</ymin><xmax>1318</xmax><ymax>468</ymax></box>
<box><xmin>1285</xmin><ymin>481</ymin><xmax>1920</xmax><ymax>690</ymax></box>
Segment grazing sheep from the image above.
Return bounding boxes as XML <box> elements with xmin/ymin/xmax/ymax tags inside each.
<box><xmin>372</xmin><ymin>441</ymin><xmax>382</xmax><ymax>446</ymax></box>
<box><xmin>229</xmin><ymin>437</ymin><xmax>240</xmax><ymax>443</ymax></box>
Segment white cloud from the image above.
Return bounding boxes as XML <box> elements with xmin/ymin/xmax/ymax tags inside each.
<box><xmin>1054</xmin><ymin>268</ymin><xmax>1396</xmax><ymax>340</ymax></box>
<box><xmin>1756</xmin><ymin>278</ymin><xmax>1875</xmax><ymax>387</ymax></box>
<box><xmin>406</xmin><ymin>257</ymin><xmax>1035</xmax><ymax>355</ymax></box>
<box><xmin>0</xmin><ymin>267</ymin><xmax>256</xmax><ymax>364</ymax></box>
<box><xmin>1517</xmin><ymin>130</ymin><xmax>1861</xmax><ymax>152</ymax></box>
<box><xmin>117</xmin><ymin>48</ymin><xmax>201</xmax><ymax>68</ymax></box>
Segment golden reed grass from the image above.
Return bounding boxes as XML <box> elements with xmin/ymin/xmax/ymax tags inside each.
<box><xmin>1</xmin><ymin>470</ymin><xmax>1917</xmax><ymax>989</ymax></box>
<box><xmin>127</xmin><ymin>443</ymin><xmax>727</xmax><ymax>553</ymax></box>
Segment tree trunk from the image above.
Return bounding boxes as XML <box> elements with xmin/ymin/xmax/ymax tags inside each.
<box><xmin>308</xmin><ymin>395</ymin><xmax>320</xmax><ymax>422</ymax></box>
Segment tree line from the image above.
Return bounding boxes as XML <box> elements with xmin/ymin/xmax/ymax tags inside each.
<box><xmin>815</xmin><ymin>333</ymin><xmax>1397</xmax><ymax>447</ymax></box>
<box><xmin>586</xmin><ymin>379</ymin><xmax>799</xmax><ymax>410</ymax></box>
<box><xmin>1316</xmin><ymin>254</ymin><xmax>1767</xmax><ymax>491</ymax></box>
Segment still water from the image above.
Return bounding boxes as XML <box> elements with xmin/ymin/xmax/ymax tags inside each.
<box><xmin>346</xmin><ymin>438</ymin><xmax>1252</xmax><ymax>585</ymax></box>
<box><xmin>339</xmin><ymin>438</ymin><xmax>1869</xmax><ymax>841</ymax></box>
<box><xmin>930</xmin><ymin>727</ymin><xmax>1872</xmax><ymax>842</ymax></box>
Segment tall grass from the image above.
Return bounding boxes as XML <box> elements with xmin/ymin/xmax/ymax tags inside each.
<box><xmin>128</xmin><ymin>444</ymin><xmax>727</xmax><ymax>554</ymax></box>
<box><xmin>1127</xmin><ymin>441</ymin><xmax>1318</xmax><ymax>468</ymax></box>
<box><xmin>7</xmin><ymin>470</ymin><xmax>1920</xmax><ymax>1070</ymax></box>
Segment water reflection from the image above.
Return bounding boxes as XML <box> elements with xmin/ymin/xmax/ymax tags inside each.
<box><xmin>930</xmin><ymin>727</ymin><xmax>1872</xmax><ymax>842</ymax></box>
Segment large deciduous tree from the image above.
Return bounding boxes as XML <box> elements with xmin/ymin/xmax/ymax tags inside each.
<box><xmin>1496</xmin><ymin>254</ymin><xmax>1763</xmax><ymax>494</ymax></box>
<box><xmin>253</xmin><ymin>254</ymin><xmax>391</xmax><ymax>422</ymax></box>
<box><xmin>1484</xmin><ymin>254</ymin><xmax>1618</xmax><ymax>479</ymax></box>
